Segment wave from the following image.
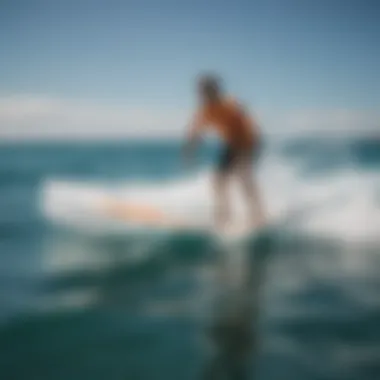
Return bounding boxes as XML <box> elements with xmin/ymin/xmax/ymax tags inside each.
<box><xmin>40</xmin><ymin>151</ymin><xmax>380</xmax><ymax>243</ymax></box>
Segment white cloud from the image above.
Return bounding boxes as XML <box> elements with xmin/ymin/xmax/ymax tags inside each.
<box><xmin>0</xmin><ymin>95</ymin><xmax>378</xmax><ymax>140</ymax></box>
<box><xmin>0</xmin><ymin>95</ymin><xmax>187</xmax><ymax>140</ymax></box>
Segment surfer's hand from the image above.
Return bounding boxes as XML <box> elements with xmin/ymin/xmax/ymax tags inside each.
<box><xmin>182</xmin><ymin>136</ymin><xmax>197</xmax><ymax>165</ymax></box>
<box><xmin>182</xmin><ymin>143</ymin><xmax>194</xmax><ymax>169</ymax></box>
<box><xmin>182</xmin><ymin>130</ymin><xmax>201</xmax><ymax>170</ymax></box>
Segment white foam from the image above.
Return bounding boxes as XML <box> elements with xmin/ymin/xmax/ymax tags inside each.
<box><xmin>40</xmin><ymin>153</ymin><xmax>380</xmax><ymax>243</ymax></box>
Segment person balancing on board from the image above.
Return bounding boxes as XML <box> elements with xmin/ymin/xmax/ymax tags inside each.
<box><xmin>184</xmin><ymin>74</ymin><xmax>266</xmax><ymax>230</ymax></box>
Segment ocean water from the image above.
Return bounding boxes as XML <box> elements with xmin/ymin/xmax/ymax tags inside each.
<box><xmin>0</xmin><ymin>136</ymin><xmax>379</xmax><ymax>380</ymax></box>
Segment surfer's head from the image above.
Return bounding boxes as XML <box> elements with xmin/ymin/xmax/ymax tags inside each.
<box><xmin>197</xmin><ymin>73</ymin><xmax>223</xmax><ymax>103</ymax></box>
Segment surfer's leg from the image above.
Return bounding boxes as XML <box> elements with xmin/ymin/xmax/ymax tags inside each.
<box><xmin>214</xmin><ymin>145</ymin><xmax>234</xmax><ymax>227</ymax></box>
<box><xmin>235</xmin><ymin>153</ymin><xmax>266</xmax><ymax>227</ymax></box>
<box><xmin>214</xmin><ymin>172</ymin><xmax>230</xmax><ymax>228</ymax></box>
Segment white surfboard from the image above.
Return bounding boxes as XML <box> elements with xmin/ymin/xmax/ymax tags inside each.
<box><xmin>42</xmin><ymin>180</ymin><xmax>270</xmax><ymax>241</ymax></box>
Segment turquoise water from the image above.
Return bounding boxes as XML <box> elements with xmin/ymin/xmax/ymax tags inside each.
<box><xmin>0</xmin><ymin>137</ymin><xmax>379</xmax><ymax>379</ymax></box>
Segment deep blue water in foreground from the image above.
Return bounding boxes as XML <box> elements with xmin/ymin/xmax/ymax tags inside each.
<box><xmin>0</xmin><ymin>137</ymin><xmax>379</xmax><ymax>380</ymax></box>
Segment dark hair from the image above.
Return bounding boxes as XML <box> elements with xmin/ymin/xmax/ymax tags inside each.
<box><xmin>198</xmin><ymin>73</ymin><xmax>223</xmax><ymax>98</ymax></box>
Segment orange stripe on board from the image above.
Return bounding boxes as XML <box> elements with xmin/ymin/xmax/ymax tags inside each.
<box><xmin>102</xmin><ymin>197</ymin><xmax>183</xmax><ymax>227</ymax></box>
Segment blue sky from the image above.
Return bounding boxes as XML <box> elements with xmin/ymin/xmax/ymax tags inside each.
<box><xmin>0</xmin><ymin>0</ymin><xmax>378</xmax><ymax>138</ymax></box>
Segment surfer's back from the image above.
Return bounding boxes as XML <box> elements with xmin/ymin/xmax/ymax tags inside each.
<box><xmin>199</xmin><ymin>96</ymin><xmax>257</xmax><ymax>149</ymax></box>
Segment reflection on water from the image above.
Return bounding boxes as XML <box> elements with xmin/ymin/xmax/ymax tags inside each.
<box><xmin>202</xmin><ymin>239</ymin><xmax>268</xmax><ymax>380</ymax></box>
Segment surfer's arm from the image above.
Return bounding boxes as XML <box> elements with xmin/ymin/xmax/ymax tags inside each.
<box><xmin>183</xmin><ymin>111</ymin><xmax>207</xmax><ymax>164</ymax></box>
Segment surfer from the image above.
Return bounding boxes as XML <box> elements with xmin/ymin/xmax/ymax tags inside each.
<box><xmin>184</xmin><ymin>74</ymin><xmax>265</xmax><ymax>229</ymax></box>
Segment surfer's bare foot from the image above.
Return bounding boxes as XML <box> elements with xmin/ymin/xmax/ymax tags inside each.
<box><xmin>215</xmin><ymin>217</ymin><xmax>235</xmax><ymax>235</ymax></box>
<box><xmin>214</xmin><ymin>205</ymin><xmax>230</xmax><ymax>229</ymax></box>
<box><xmin>249</xmin><ymin>213</ymin><xmax>267</xmax><ymax>229</ymax></box>
<box><xmin>215</xmin><ymin>218</ymin><xmax>228</xmax><ymax>232</ymax></box>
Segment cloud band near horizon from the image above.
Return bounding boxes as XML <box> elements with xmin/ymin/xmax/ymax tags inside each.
<box><xmin>0</xmin><ymin>95</ymin><xmax>378</xmax><ymax>140</ymax></box>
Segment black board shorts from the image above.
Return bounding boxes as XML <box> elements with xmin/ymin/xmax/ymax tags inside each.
<box><xmin>216</xmin><ymin>143</ymin><xmax>259</xmax><ymax>174</ymax></box>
